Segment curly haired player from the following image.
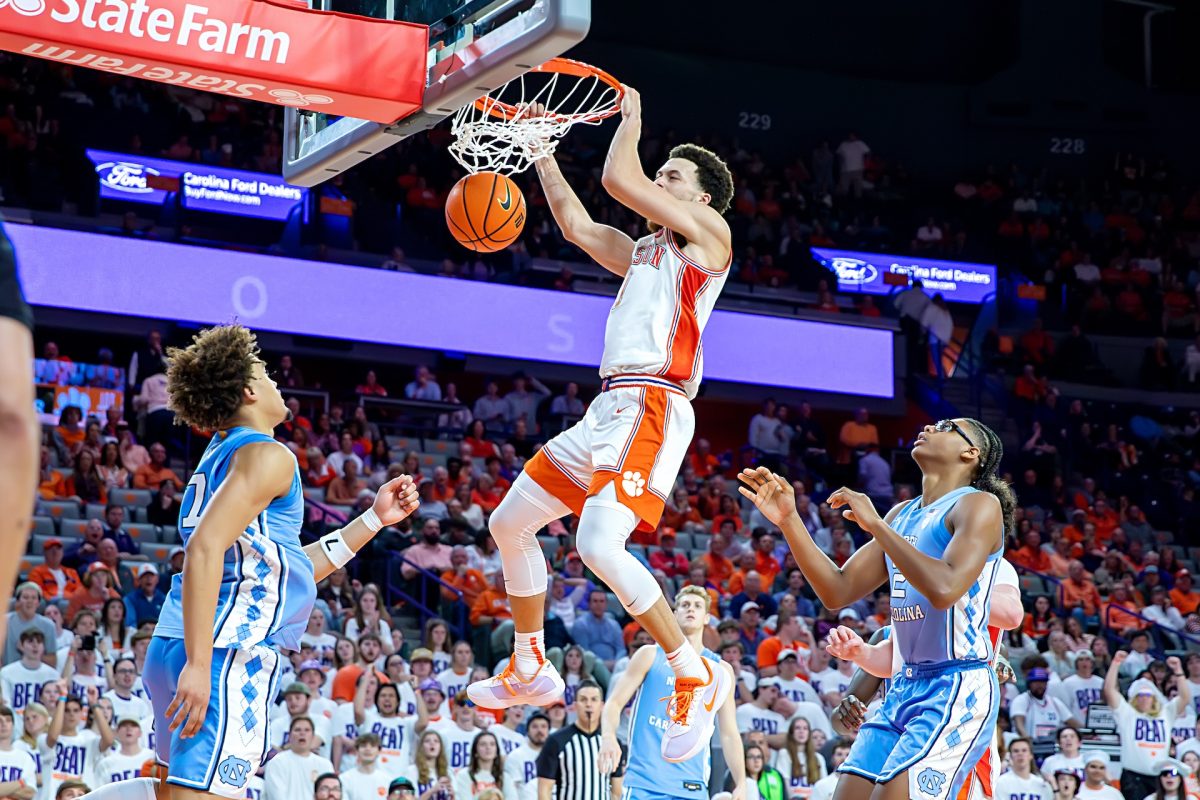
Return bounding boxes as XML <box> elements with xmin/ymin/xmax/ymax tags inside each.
<box><xmin>133</xmin><ymin>324</ymin><xmax>420</xmax><ymax>800</ymax></box>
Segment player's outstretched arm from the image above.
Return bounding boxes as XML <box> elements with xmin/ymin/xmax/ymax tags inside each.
<box><xmin>170</xmin><ymin>442</ymin><xmax>294</xmax><ymax>739</ymax></box>
<box><xmin>828</xmin><ymin>487</ymin><xmax>1001</xmax><ymax>611</ymax></box>
<box><xmin>600</xmin><ymin>87</ymin><xmax>729</xmax><ymax>264</ymax></box>
<box><xmin>534</xmin><ymin>154</ymin><xmax>634</xmax><ymax>276</ymax></box>
<box><xmin>714</xmin><ymin>661</ymin><xmax>747</xmax><ymax>800</ymax></box>
<box><xmin>0</xmin><ymin>315</ymin><xmax>38</xmax><ymax>649</ymax></box>
<box><xmin>597</xmin><ymin>645</ymin><xmax>653</xmax><ymax>774</ymax></box>
<box><xmin>304</xmin><ymin>474</ymin><xmax>418</xmax><ymax>582</ymax></box>
<box><xmin>738</xmin><ymin>468</ymin><xmax>887</xmax><ymax>609</ymax></box>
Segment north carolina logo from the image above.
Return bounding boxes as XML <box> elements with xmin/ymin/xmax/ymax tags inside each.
<box><xmin>916</xmin><ymin>767</ymin><xmax>947</xmax><ymax>796</ymax></box>
<box><xmin>621</xmin><ymin>470</ymin><xmax>646</xmax><ymax>498</ymax></box>
<box><xmin>268</xmin><ymin>89</ymin><xmax>334</xmax><ymax>108</ymax></box>
<box><xmin>0</xmin><ymin>0</ymin><xmax>45</xmax><ymax>15</ymax></box>
<box><xmin>830</xmin><ymin>256</ymin><xmax>879</xmax><ymax>285</ymax></box>
<box><xmin>217</xmin><ymin>755</ymin><xmax>252</xmax><ymax>788</ymax></box>
<box><xmin>95</xmin><ymin>161</ymin><xmax>160</xmax><ymax>195</ymax></box>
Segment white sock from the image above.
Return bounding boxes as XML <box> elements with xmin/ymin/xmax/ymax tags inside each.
<box><xmin>665</xmin><ymin>640</ymin><xmax>707</xmax><ymax>682</ymax></box>
<box><xmin>513</xmin><ymin>630</ymin><xmax>545</xmax><ymax>679</ymax></box>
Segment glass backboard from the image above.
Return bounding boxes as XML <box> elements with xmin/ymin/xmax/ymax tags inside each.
<box><xmin>282</xmin><ymin>0</ymin><xmax>590</xmax><ymax>186</ymax></box>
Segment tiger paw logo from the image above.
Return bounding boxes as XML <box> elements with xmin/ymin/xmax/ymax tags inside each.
<box><xmin>268</xmin><ymin>89</ymin><xmax>334</xmax><ymax>108</ymax></box>
<box><xmin>0</xmin><ymin>0</ymin><xmax>46</xmax><ymax>15</ymax></box>
<box><xmin>621</xmin><ymin>470</ymin><xmax>646</xmax><ymax>498</ymax></box>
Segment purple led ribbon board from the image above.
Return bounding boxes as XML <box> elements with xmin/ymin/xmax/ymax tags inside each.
<box><xmin>86</xmin><ymin>149</ymin><xmax>307</xmax><ymax>222</ymax></box>
<box><xmin>12</xmin><ymin>225</ymin><xmax>895</xmax><ymax>397</ymax></box>
<box><xmin>812</xmin><ymin>247</ymin><xmax>997</xmax><ymax>305</ymax></box>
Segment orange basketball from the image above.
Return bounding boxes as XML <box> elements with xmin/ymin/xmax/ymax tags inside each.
<box><xmin>445</xmin><ymin>172</ymin><xmax>526</xmax><ymax>253</ymax></box>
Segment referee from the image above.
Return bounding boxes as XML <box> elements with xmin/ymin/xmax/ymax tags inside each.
<box><xmin>537</xmin><ymin>680</ymin><xmax>625</xmax><ymax>800</ymax></box>
<box><xmin>0</xmin><ymin>221</ymin><xmax>37</xmax><ymax>649</ymax></box>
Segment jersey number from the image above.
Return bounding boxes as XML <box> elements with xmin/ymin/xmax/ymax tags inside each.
<box><xmin>892</xmin><ymin>571</ymin><xmax>908</xmax><ymax>600</ymax></box>
<box><xmin>181</xmin><ymin>472</ymin><xmax>209</xmax><ymax>527</ymax></box>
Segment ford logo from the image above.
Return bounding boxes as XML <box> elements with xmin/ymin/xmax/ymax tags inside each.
<box><xmin>95</xmin><ymin>161</ymin><xmax>161</xmax><ymax>195</ymax></box>
<box><xmin>830</xmin><ymin>257</ymin><xmax>879</xmax><ymax>285</ymax></box>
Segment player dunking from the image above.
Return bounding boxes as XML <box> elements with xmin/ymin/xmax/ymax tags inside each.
<box><xmin>467</xmin><ymin>87</ymin><xmax>734</xmax><ymax>762</ymax></box>
<box><xmin>598</xmin><ymin>586</ymin><xmax>746</xmax><ymax>800</ymax></box>
<box><xmin>738</xmin><ymin>418</ymin><xmax>1016</xmax><ymax>800</ymax></box>
<box><xmin>135</xmin><ymin>325</ymin><xmax>420</xmax><ymax>800</ymax></box>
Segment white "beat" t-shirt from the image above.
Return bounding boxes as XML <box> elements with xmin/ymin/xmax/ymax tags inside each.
<box><xmin>994</xmin><ymin>770</ymin><xmax>1054</xmax><ymax>800</ymax></box>
<box><xmin>1010</xmin><ymin>692</ymin><xmax>1073</xmax><ymax>739</ymax></box>
<box><xmin>1039</xmin><ymin>752</ymin><xmax>1084</xmax><ymax>784</ymax></box>
<box><xmin>1114</xmin><ymin>698</ymin><xmax>1176</xmax><ymax>775</ymax></box>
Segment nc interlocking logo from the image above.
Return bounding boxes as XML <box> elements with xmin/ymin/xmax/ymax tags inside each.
<box><xmin>0</xmin><ymin>0</ymin><xmax>46</xmax><ymax>15</ymax></box>
<box><xmin>621</xmin><ymin>470</ymin><xmax>646</xmax><ymax>498</ymax></box>
<box><xmin>916</xmin><ymin>767</ymin><xmax>947</xmax><ymax>796</ymax></box>
<box><xmin>268</xmin><ymin>89</ymin><xmax>334</xmax><ymax>108</ymax></box>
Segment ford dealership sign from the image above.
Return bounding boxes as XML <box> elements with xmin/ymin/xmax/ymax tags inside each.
<box><xmin>812</xmin><ymin>247</ymin><xmax>997</xmax><ymax>304</ymax></box>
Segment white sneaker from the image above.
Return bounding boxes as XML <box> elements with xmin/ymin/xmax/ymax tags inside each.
<box><xmin>466</xmin><ymin>656</ymin><xmax>565</xmax><ymax>709</ymax></box>
<box><xmin>660</xmin><ymin>657</ymin><xmax>730</xmax><ymax>762</ymax></box>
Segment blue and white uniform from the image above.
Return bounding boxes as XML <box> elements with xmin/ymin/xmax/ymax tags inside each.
<box><xmin>838</xmin><ymin>486</ymin><xmax>1002</xmax><ymax>800</ymax></box>
<box><xmin>144</xmin><ymin>427</ymin><xmax>315</xmax><ymax>798</ymax></box>
<box><xmin>621</xmin><ymin>646</ymin><xmax>719</xmax><ymax>800</ymax></box>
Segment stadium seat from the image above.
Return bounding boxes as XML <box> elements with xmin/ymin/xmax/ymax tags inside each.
<box><xmin>426</xmin><ymin>440</ymin><xmax>453</xmax><ymax>455</ymax></box>
<box><xmin>537</xmin><ymin>536</ymin><xmax>557</xmax><ymax>564</ymax></box>
<box><xmin>303</xmin><ymin>487</ymin><xmax>326</xmax><ymax>504</ymax></box>
<box><xmin>159</xmin><ymin>526</ymin><xmax>180</xmax><ymax>544</ymax></box>
<box><xmin>20</xmin><ymin>556</ymin><xmax>44</xmax><ymax>576</ymax></box>
<box><xmin>1020</xmin><ymin>575</ymin><xmax>1046</xmax><ymax>595</ymax></box>
<box><xmin>31</xmin><ymin>517</ymin><xmax>56</xmax><ymax>536</ymax></box>
<box><xmin>418</xmin><ymin>453</ymin><xmax>449</xmax><ymax>469</ymax></box>
<box><xmin>85</xmin><ymin>503</ymin><xmax>107</xmax><ymax>520</ymax></box>
<box><xmin>126</xmin><ymin>523</ymin><xmax>159</xmax><ymax>543</ymax></box>
<box><xmin>385</xmin><ymin>435</ymin><xmax>418</xmax><ymax>451</ymax></box>
<box><xmin>143</xmin><ymin>544</ymin><xmax>174</xmax><ymax>562</ymax></box>
<box><xmin>59</xmin><ymin>519</ymin><xmax>90</xmax><ymax>538</ymax></box>
<box><xmin>30</xmin><ymin>535</ymin><xmax>60</xmax><ymax>555</ymax></box>
<box><xmin>111</xmin><ymin>489</ymin><xmax>154</xmax><ymax>507</ymax></box>
<box><xmin>673</xmin><ymin>533</ymin><xmax>693</xmax><ymax>550</ymax></box>
<box><xmin>42</xmin><ymin>501</ymin><xmax>80</xmax><ymax>520</ymax></box>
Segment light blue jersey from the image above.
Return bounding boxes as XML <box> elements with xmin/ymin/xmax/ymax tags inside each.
<box><xmin>886</xmin><ymin>486</ymin><xmax>1001</xmax><ymax>666</ymax></box>
<box><xmin>155</xmin><ymin>427</ymin><xmax>315</xmax><ymax>652</ymax></box>
<box><xmin>623</xmin><ymin>646</ymin><xmax>718</xmax><ymax>798</ymax></box>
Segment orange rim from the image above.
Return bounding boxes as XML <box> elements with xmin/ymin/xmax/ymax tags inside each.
<box><xmin>474</xmin><ymin>57</ymin><xmax>624</xmax><ymax>122</ymax></box>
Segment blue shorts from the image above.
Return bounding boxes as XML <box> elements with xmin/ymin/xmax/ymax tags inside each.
<box><xmin>144</xmin><ymin>637</ymin><xmax>283</xmax><ymax>799</ymax></box>
<box><xmin>620</xmin><ymin>787</ymin><xmax>704</xmax><ymax>800</ymax></box>
<box><xmin>838</xmin><ymin>660</ymin><xmax>999</xmax><ymax>800</ymax></box>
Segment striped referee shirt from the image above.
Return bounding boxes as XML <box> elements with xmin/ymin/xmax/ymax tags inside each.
<box><xmin>536</xmin><ymin>723</ymin><xmax>626</xmax><ymax>800</ymax></box>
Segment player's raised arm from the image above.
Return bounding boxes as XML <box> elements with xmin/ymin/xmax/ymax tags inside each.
<box><xmin>600</xmin><ymin>86</ymin><xmax>730</xmax><ymax>264</ymax></box>
<box><xmin>738</xmin><ymin>468</ymin><xmax>888</xmax><ymax>609</ymax></box>
<box><xmin>169</xmin><ymin>441</ymin><xmax>294</xmax><ymax>738</ymax></box>
<box><xmin>534</xmin><ymin>153</ymin><xmax>635</xmax><ymax>276</ymax></box>
<box><xmin>829</xmin><ymin>487</ymin><xmax>1001</xmax><ymax>610</ymax></box>
<box><xmin>304</xmin><ymin>474</ymin><xmax>419</xmax><ymax>582</ymax></box>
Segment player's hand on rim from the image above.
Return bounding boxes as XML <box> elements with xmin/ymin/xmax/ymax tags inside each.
<box><xmin>619</xmin><ymin>84</ymin><xmax>640</xmax><ymax>119</ymax></box>
<box><xmin>597</xmin><ymin>732</ymin><xmax>621</xmax><ymax>775</ymax></box>
<box><xmin>736</xmin><ymin>467</ymin><xmax>796</xmax><ymax>525</ymax></box>
<box><xmin>372</xmin><ymin>474</ymin><xmax>420</xmax><ymax>527</ymax></box>
<box><xmin>166</xmin><ymin>660</ymin><xmax>211</xmax><ymax>739</ymax></box>
<box><xmin>827</xmin><ymin>486</ymin><xmax>883</xmax><ymax>531</ymax></box>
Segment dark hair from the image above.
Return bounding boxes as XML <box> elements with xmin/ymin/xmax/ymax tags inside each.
<box><xmin>0</xmin><ymin>706</ymin><xmax>12</xmax><ymax>722</ymax></box>
<box><xmin>670</xmin><ymin>144</ymin><xmax>734</xmax><ymax>214</ymax></box>
<box><xmin>576</xmin><ymin>678</ymin><xmax>602</xmax><ymax>698</ymax></box>
<box><xmin>314</xmin><ymin>773</ymin><xmax>340</xmax><ymax>792</ymax></box>
<box><xmin>963</xmin><ymin>418</ymin><xmax>1016</xmax><ymax>539</ymax></box>
<box><xmin>1008</xmin><ymin>736</ymin><xmax>1033</xmax><ymax>752</ymax></box>
<box><xmin>166</xmin><ymin>324</ymin><xmax>261</xmax><ymax>431</ymax></box>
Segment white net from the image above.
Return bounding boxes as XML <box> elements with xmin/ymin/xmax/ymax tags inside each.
<box><xmin>448</xmin><ymin>59</ymin><xmax>622</xmax><ymax>176</ymax></box>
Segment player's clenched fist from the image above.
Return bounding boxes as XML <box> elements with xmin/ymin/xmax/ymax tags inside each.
<box><xmin>372</xmin><ymin>474</ymin><xmax>420</xmax><ymax>527</ymax></box>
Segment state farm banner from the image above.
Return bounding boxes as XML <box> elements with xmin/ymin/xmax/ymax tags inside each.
<box><xmin>0</xmin><ymin>0</ymin><xmax>427</xmax><ymax>123</ymax></box>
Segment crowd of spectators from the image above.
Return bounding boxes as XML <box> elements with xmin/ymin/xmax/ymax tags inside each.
<box><xmin>8</xmin><ymin>322</ymin><xmax>1200</xmax><ymax>800</ymax></box>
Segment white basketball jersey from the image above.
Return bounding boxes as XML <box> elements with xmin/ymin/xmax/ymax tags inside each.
<box><xmin>600</xmin><ymin>228</ymin><xmax>729</xmax><ymax>400</ymax></box>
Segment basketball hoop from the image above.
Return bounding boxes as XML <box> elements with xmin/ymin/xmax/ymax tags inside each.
<box><xmin>449</xmin><ymin>57</ymin><xmax>623</xmax><ymax>176</ymax></box>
